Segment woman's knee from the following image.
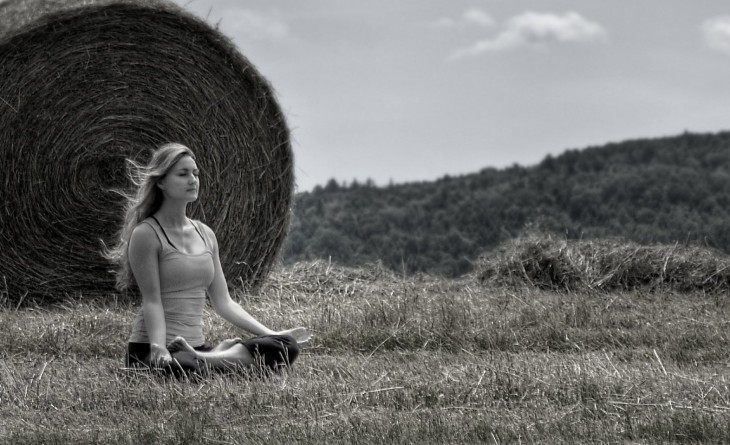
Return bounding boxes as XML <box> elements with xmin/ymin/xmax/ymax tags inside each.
<box><xmin>268</xmin><ymin>334</ymin><xmax>299</xmax><ymax>365</ymax></box>
<box><xmin>245</xmin><ymin>335</ymin><xmax>300</xmax><ymax>369</ymax></box>
<box><xmin>279</xmin><ymin>335</ymin><xmax>300</xmax><ymax>365</ymax></box>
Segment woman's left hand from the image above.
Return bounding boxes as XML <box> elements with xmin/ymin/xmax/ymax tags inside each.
<box><xmin>276</xmin><ymin>326</ymin><xmax>312</xmax><ymax>346</ymax></box>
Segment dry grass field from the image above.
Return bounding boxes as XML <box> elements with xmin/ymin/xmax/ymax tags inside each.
<box><xmin>2</xmin><ymin>255</ymin><xmax>730</xmax><ymax>444</ymax></box>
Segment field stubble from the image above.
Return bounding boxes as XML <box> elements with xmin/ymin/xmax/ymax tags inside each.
<box><xmin>1</xmin><ymin>259</ymin><xmax>730</xmax><ymax>444</ymax></box>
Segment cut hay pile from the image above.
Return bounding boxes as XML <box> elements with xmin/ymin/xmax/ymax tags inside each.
<box><xmin>263</xmin><ymin>260</ymin><xmax>401</xmax><ymax>297</ymax></box>
<box><xmin>477</xmin><ymin>229</ymin><xmax>730</xmax><ymax>293</ymax></box>
<box><xmin>0</xmin><ymin>0</ymin><xmax>294</xmax><ymax>299</ymax></box>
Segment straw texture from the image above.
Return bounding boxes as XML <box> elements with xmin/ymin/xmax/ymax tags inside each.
<box><xmin>0</xmin><ymin>0</ymin><xmax>294</xmax><ymax>298</ymax></box>
<box><xmin>478</xmin><ymin>229</ymin><xmax>730</xmax><ymax>293</ymax></box>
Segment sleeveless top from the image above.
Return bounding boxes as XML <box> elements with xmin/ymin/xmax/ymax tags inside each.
<box><xmin>128</xmin><ymin>217</ymin><xmax>215</xmax><ymax>347</ymax></box>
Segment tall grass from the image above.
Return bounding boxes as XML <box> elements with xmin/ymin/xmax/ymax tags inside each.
<box><xmin>2</xmin><ymin>253</ymin><xmax>730</xmax><ymax>443</ymax></box>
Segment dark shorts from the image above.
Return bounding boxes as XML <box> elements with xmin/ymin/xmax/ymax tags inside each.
<box><xmin>125</xmin><ymin>335</ymin><xmax>299</xmax><ymax>375</ymax></box>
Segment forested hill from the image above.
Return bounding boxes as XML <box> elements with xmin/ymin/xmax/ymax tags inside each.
<box><xmin>281</xmin><ymin>131</ymin><xmax>730</xmax><ymax>277</ymax></box>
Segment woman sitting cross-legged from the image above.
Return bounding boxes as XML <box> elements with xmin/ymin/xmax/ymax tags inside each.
<box><xmin>105</xmin><ymin>142</ymin><xmax>310</xmax><ymax>375</ymax></box>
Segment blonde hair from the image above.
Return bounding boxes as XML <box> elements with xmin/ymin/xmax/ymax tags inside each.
<box><xmin>104</xmin><ymin>142</ymin><xmax>196</xmax><ymax>291</ymax></box>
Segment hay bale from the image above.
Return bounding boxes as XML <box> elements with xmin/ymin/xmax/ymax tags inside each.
<box><xmin>0</xmin><ymin>0</ymin><xmax>294</xmax><ymax>299</ymax></box>
<box><xmin>477</xmin><ymin>229</ymin><xmax>730</xmax><ymax>293</ymax></box>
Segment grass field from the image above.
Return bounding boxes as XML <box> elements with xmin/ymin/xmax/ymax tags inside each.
<box><xmin>2</xmin><ymin>259</ymin><xmax>730</xmax><ymax>444</ymax></box>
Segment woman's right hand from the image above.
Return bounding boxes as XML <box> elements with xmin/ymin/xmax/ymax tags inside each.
<box><xmin>275</xmin><ymin>327</ymin><xmax>312</xmax><ymax>346</ymax></box>
<box><xmin>150</xmin><ymin>343</ymin><xmax>173</xmax><ymax>367</ymax></box>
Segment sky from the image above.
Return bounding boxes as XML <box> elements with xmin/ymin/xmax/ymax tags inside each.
<box><xmin>170</xmin><ymin>0</ymin><xmax>730</xmax><ymax>192</ymax></box>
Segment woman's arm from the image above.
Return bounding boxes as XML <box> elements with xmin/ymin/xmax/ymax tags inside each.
<box><xmin>128</xmin><ymin>223</ymin><xmax>171</xmax><ymax>365</ymax></box>
<box><xmin>204</xmin><ymin>225</ymin><xmax>278</xmax><ymax>336</ymax></box>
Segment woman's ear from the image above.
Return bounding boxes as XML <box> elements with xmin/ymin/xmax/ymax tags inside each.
<box><xmin>156</xmin><ymin>180</ymin><xmax>165</xmax><ymax>190</ymax></box>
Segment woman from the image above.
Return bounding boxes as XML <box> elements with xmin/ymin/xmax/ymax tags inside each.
<box><xmin>105</xmin><ymin>142</ymin><xmax>309</xmax><ymax>375</ymax></box>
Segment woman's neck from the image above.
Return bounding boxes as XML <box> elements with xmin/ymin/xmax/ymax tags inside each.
<box><xmin>154</xmin><ymin>200</ymin><xmax>188</xmax><ymax>228</ymax></box>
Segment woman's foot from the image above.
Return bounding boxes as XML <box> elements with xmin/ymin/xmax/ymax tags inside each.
<box><xmin>209</xmin><ymin>338</ymin><xmax>243</xmax><ymax>352</ymax></box>
<box><xmin>218</xmin><ymin>338</ymin><xmax>243</xmax><ymax>350</ymax></box>
<box><xmin>167</xmin><ymin>336</ymin><xmax>196</xmax><ymax>354</ymax></box>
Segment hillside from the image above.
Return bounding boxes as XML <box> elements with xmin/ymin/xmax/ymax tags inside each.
<box><xmin>282</xmin><ymin>131</ymin><xmax>730</xmax><ymax>277</ymax></box>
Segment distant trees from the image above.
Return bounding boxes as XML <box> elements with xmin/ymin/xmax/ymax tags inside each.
<box><xmin>282</xmin><ymin>131</ymin><xmax>730</xmax><ymax>277</ymax></box>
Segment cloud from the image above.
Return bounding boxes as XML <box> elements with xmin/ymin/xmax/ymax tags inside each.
<box><xmin>431</xmin><ymin>8</ymin><xmax>494</xmax><ymax>29</ymax></box>
<box><xmin>702</xmin><ymin>17</ymin><xmax>730</xmax><ymax>56</ymax></box>
<box><xmin>452</xmin><ymin>11</ymin><xmax>607</xmax><ymax>59</ymax></box>
<box><xmin>223</xmin><ymin>9</ymin><xmax>289</xmax><ymax>41</ymax></box>
<box><xmin>462</xmin><ymin>8</ymin><xmax>495</xmax><ymax>28</ymax></box>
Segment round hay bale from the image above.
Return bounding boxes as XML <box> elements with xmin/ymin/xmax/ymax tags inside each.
<box><xmin>0</xmin><ymin>0</ymin><xmax>294</xmax><ymax>299</ymax></box>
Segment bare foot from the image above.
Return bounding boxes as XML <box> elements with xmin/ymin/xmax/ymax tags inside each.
<box><xmin>209</xmin><ymin>338</ymin><xmax>243</xmax><ymax>352</ymax></box>
<box><xmin>220</xmin><ymin>338</ymin><xmax>243</xmax><ymax>349</ymax></box>
<box><xmin>167</xmin><ymin>336</ymin><xmax>196</xmax><ymax>354</ymax></box>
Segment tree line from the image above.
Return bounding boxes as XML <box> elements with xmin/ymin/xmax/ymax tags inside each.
<box><xmin>281</xmin><ymin>131</ymin><xmax>730</xmax><ymax>277</ymax></box>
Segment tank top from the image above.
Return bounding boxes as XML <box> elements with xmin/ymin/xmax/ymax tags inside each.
<box><xmin>128</xmin><ymin>217</ymin><xmax>215</xmax><ymax>347</ymax></box>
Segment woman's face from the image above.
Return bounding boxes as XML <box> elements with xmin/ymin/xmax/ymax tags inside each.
<box><xmin>157</xmin><ymin>155</ymin><xmax>199</xmax><ymax>202</ymax></box>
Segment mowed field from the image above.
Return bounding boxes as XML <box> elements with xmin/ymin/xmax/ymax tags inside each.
<box><xmin>2</xmin><ymin>259</ymin><xmax>730</xmax><ymax>444</ymax></box>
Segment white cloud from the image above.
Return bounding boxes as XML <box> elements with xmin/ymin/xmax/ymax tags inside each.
<box><xmin>452</xmin><ymin>11</ymin><xmax>607</xmax><ymax>59</ymax></box>
<box><xmin>223</xmin><ymin>10</ymin><xmax>289</xmax><ymax>41</ymax></box>
<box><xmin>462</xmin><ymin>8</ymin><xmax>495</xmax><ymax>28</ymax></box>
<box><xmin>702</xmin><ymin>17</ymin><xmax>730</xmax><ymax>55</ymax></box>
<box><xmin>431</xmin><ymin>8</ymin><xmax>494</xmax><ymax>29</ymax></box>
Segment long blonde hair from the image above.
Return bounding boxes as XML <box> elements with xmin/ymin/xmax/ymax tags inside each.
<box><xmin>104</xmin><ymin>142</ymin><xmax>196</xmax><ymax>291</ymax></box>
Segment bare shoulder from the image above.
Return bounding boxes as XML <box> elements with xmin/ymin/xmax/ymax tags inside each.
<box><xmin>129</xmin><ymin>221</ymin><xmax>160</xmax><ymax>251</ymax></box>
